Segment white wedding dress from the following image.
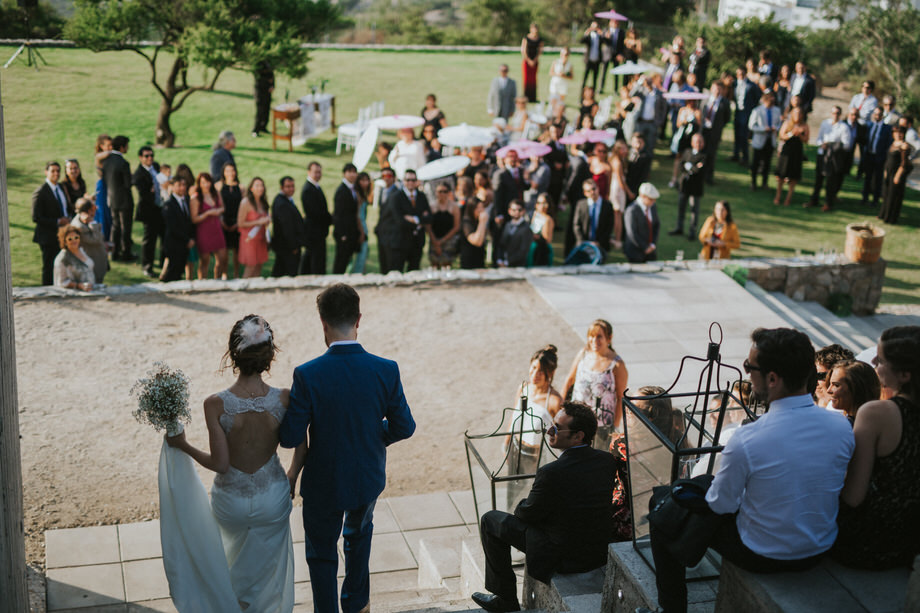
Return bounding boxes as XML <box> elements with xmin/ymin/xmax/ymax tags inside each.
<box><xmin>159</xmin><ymin>387</ymin><xmax>295</xmax><ymax>613</ymax></box>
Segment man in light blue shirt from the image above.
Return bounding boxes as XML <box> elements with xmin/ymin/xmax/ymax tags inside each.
<box><xmin>644</xmin><ymin>327</ymin><xmax>854</xmax><ymax>613</ymax></box>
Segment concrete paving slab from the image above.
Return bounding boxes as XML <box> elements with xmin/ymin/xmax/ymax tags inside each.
<box><xmin>368</xmin><ymin>532</ymin><xmax>417</xmax><ymax>574</ymax></box>
<box><xmin>123</xmin><ymin>558</ymin><xmax>170</xmax><ymax>603</ymax></box>
<box><xmin>388</xmin><ymin>492</ymin><xmax>464</xmax><ymax>531</ymax></box>
<box><xmin>47</xmin><ymin>563</ymin><xmax>125</xmax><ymax>610</ymax></box>
<box><xmin>46</xmin><ymin>525</ymin><xmax>120</xmax><ymax>569</ymax></box>
<box><xmin>127</xmin><ymin>599</ymin><xmax>178</xmax><ymax>612</ymax></box>
<box><xmin>118</xmin><ymin>521</ymin><xmax>162</xmax><ymax>562</ymax></box>
<box><xmin>56</xmin><ymin>606</ymin><xmax>127</xmax><ymax>613</ymax></box>
<box><xmin>448</xmin><ymin>490</ymin><xmax>478</xmax><ymax>526</ymax></box>
<box><xmin>290</xmin><ymin>508</ymin><xmax>304</xmax><ymax>543</ymax></box>
<box><xmin>403</xmin><ymin>525</ymin><xmax>471</xmax><ymax>558</ymax></box>
<box><xmin>373</xmin><ymin>499</ymin><xmax>400</xmax><ymax>534</ymax></box>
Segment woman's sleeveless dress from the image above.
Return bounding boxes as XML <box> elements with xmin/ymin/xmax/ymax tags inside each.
<box><xmin>195</xmin><ymin>196</ymin><xmax>227</xmax><ymax>255</ymax></box>
<box><xmin>238</xmin><ymin>210</ymin><xmax>268</xmax><ymax>267</ymax></box>
<box><xmin>572</xmin><ymin>352</ymin><xmax>624</xmax><ymax>450</ymax></box>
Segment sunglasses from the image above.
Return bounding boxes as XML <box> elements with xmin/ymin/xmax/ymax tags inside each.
<box><xmin>742</xmin><ymin>359</ymin><xmax>764</xmax><ymax>375</ymax></box>
<box><xmin>544</xmin><ymin>424</ymin><xmax>575</xmax><ymax>436</ymax></box>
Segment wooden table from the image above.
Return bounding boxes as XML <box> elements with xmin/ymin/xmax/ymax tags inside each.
<box><xmin>272</xmin><ymin>105</ymin><xmax>301</xmax><ymax>152</ymax></box>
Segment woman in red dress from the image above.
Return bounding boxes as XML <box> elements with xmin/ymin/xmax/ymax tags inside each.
<box><xmin>520</xmin><ymin>23</ymin><xmax>544</xmax><ymax>103</ymax></box>
<box><xmin>236</xmin><ymin>177</ymin><xmax>271</xmax><ymax>278</ymax></box>
<box><xmin>190</xmin><ymin>172</ymin><xmax>227</xmax><ymax>279</ymax></box>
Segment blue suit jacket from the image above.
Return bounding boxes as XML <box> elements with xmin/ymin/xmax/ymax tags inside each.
<box><xmin>280</xmin><ymin>343</ymin><xmax>416</xmax><ymax>510</ymax></box>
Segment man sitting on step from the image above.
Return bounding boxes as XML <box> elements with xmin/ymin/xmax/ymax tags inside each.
<box><xmin>472</xmin><ymin>402</ymin><xmax>617</xmax><ymax>612</ymax></box>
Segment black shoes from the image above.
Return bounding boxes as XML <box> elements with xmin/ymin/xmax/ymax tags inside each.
<box><xmin>471</xmin><ymin>592</ymin><xmax>521</xmax><ymax>612</ymax></box>
<box><xmin>667</xmin><ymin>229</ymin><xmax>683</xmax><ymax>236</ymax></box>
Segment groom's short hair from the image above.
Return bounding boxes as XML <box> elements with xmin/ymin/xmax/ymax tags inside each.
<box><xmin>317</xmin><ymin>283</ymin><xmax>360</xmax><ymax>330</ymax></box>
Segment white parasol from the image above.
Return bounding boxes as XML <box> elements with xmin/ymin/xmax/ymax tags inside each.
<box><xmin>611</xmin><ymin>60</ymin><xmax>664</xmax><ymax>75</ymax></box>
<box><xmin>415</xmin><ymin>156</ymin><xmax>471</xmax><ymax>182</ymax></box>
<box><xmin>437</xmin><ymin>123</ymin><xmax>494</xmax><ymax>148</ymax></box>
<box><xmin>352</xmin><ymin>125</ymin><xmax>380</xmax><ymax>172</ymax></box>
<box><xmin>368</xmin><ymin>115</ymin><xmax>425</xmax><ymax>130</ymax></box>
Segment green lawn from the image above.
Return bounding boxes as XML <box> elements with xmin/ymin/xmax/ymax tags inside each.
<box><xmin>1</xmin><ymin>47</ymin><xmax>917</xmax><ymax>302</ymax></box>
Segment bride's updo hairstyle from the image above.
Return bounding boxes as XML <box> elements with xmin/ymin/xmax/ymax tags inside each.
<box><xmin>531</xmin><ymin>344</ymin><xmax>559</xmax><ymax>380</ymax></box>
<box><xmin>222</xmin><ymin>314</ymin><xmax>277</xmax><ymax>376</ymax></box>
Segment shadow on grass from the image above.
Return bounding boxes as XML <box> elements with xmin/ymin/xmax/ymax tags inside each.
<box><xmin>206</xmin><ymin>89</ymin><xmax>253</xmax><ymax>100</ymax></box>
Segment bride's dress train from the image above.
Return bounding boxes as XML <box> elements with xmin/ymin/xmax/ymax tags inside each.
<box><xmin>159</xmin><ymin>387</ymin><xmax>295</xmax><ymax>612</ymax></box>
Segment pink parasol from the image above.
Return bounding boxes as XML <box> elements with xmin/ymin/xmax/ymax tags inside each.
<box><xmin>558</xmin><ymin>130</ymin><xmax>616</xmax><ymax>145</ymax></box>
<box><xmin>594</xmin><ymin>10</ymin><xmax>628</xmax><ymax>20</ymax></box>
<box><xmin>663</xmin><ymin>91</ymin><xmax>709</xmax><ymax>101</ymax></box>
<box><xmin>496</xmin><ymin>140</ymin><xmax>552</xmax><ymax>158</ymax></box>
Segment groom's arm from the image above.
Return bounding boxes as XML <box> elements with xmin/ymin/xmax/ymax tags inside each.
<box><xmin>382</xmin><ymin>363</ymin><xmax>415</xmax><ymax>446</ymax></box>
<box><xmin>279</xmin><ymin>368</ymin><xmax>312</xmax><ymax>448</ymax></box>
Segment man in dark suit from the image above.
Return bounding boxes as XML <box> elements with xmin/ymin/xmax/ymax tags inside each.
<box><xmin>103</xmin><ymin>135</ymin><xmax>136</xmax><ymax>261</ymax></box>
<box><xmin>252</xmin><ymin>60</ymin><xmax>274</xmax><ymax>137</ymax></box>
<box><xmin>280</xmin><ymin>283</ymin><xmax>415</xmax><ymax>613</ymax></box>
<box><xmin>688</xmin><ymin>36</ymin><xmax>711</xmax><ymax>87</ymax></box>
<box><xmin>702</xmin><ymin>81</ymin><xmax>731</xmax><ymax>184</ymax></box>
<box><xmin>669</xmin><ymin>134</ymin><xmax>707</xmax><ymax>239</ymax></box>
<box><xmin>862</xmin><ymin>107</ymin><xmax>893</xmax><ymax>207</ymax></box>
<box><xmin>471</xmin><ymin>402</ymin><xmax>616</xmax><ymax>612</ymax></box>
<box><xmin>623</xmin><ymin>182</ymin><xmax>661</xmax><ymax>263</ymax></box>
<box><xmin>32</xmin><ymin>161</ymin><xmax>73</xmax><ymax>285</ymax></box>
<box><xmin>331</xmin><ymin>163</ymin><xmax>363</xmax><ymax>274</ymax></box>
<box><xmin>374</xmin><ymin>167</ymin><xmax>402</xmax><ymax>273</ymax></box>
<box><xmin>544</xmin><ymin>124</ymin><xmax>569</xmax><ymax>206</ymax></box>
<box><xmin>490</xmin><ymin>151</ymin><xmax>524</xmax><ymax>265</ymax></box>
<box><xmin>271</xmin><ymin>176</ymin><xmax>306</xmax><ymax>277</ymax></box>
<box><xmin>600</xmin><ymin>20</ymin><xmax>625</xmax><ymax>94</ymax></box>
<box><xmin>133</xmin><ymin>146</ymin><xmax>163</xmax><ymax>278</ymax></box>
<box><xmin>389</xmin><ymin>169</ymin><xmax>431</xmax><ymax>272</ymax></box>
<box><xmin>789</xmin><ymin>61</ymin><xmax>816</xmax><ymax>116</ymax></box>
<box><xmin>572</xmin><ymin>179</ymin><xmax>614</xmax><ymax>262</ymax></box>
<box><xmin>488</xmin><ymin>64</ymin><xmax>517</xmax><ymax>120</ymax></box>
<box><xmin>497</xmin><ymin>199</ymin><xmax>533</xmax><ymax>267</ymax></box>
<box><xmin>581</xmin><ymin>21</ymin><xmax>605</xmax><ymax>92</ymax></box>
<box><xmin>160</xmin><ymin>177</ymin><xmax>194</xmax><ymax>282</ymax></box>
<box><xmin>625</xmin><ymin>133</ymin><xmax>652</xmax><ymax>196</ymax></box>
<box><xmin>300</xmin><ymin>161</ymin><xmax>332</xmax><ymax>275</ymax></box>
<box><xmin>731</xmin><ymin>68</ymin><xmax>760</xmax><ymax>165</ymax></box>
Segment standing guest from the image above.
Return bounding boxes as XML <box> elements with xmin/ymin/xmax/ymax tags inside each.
<box><xmin>190</xmin><ymin>173</ymin><xmax>227</xmax><ymax>280</ymax></box>
<box><xmin>490</xmin><ymin>150</ymin><xmax>524</xmax><ymax>265</ymax></box>
<box><xmin>849</xmin><ymin>80</ymin><xmax>879</xmax><ymax>178</ymax></box>
<box><xmin>702</xmin><ymin>82</ymin><xmax>731</xmax><ymax>185</ymax></box>
<box><xmin>635</xmin><ymin>75</ymin><xmax>667</xmax><ymax>155</ymax></box>
<box><xmin>388</xmin><ymin>128</ymin><xmax>427</xmax><ymax>181</ymax></box>
<box><xmin>508</xmin><ymin>97</ymin><xmax>530</xmax><ymax>141</ymax></box>
<box><xmin>643</xmin><ymin>328</ymin><xmax>854</xmax><ymax>613</ymax></box>
<box><xmin>374</xmin><ymin>167</ymin><xmax>401</xmax><ymax>274</ymax></box>
<box><xmin>271</xmin><ymin>176</ymin><xmax>306</xmax><ymax>278</ymax></box>
<box><xmin>688</xmin><ymin>37</ymin><xmax>711</xmax><ymax>89</ymax></box>
<box><xmin>563</xmin><ymin>319</ymin><xmax>629</xmax><ymax>448</ymax></box>
<box><xmin>236</xmin><ymin>177</ymin><xmax>271</xmax><ymax>279</ymax></box>
<box><xmin>93</xmin><ymin>134</ymin><xmax>113</xmax><ymax>241</ymax></box>
<box><xmin>70</xmin><ymin>198</ymin><xmax>108</xmax><ymax>284</ymax></box>
<box><xmin>833</xmin><ymin>326</ymin><xmax>920</xmax><ymax>569</ymax></box>
<box><xmin>420</xmin><ymin>93</ymin><xmax>447</xmax><ymax>135</ymax></box>
<box><xmin>175</xmin><ymin>164</ymin><xmax>196</xmax><ymax>194</ymax></box>
<box><xmin>300</xmin><ymin>161</ymin><xmax>332</xmax><ymax>275</ymax></box>
<box><xmin>279</xmin><ymin>283</ymin><xmax>416</xmax><ymax>613</ymax></box>
<box><xmin>581</xmin><ymin>21</ymin><xmax>605</xmax><ymax>93</ymax></box>
<box><xmin>349</xmin><ymin>172</ymin><xmax>372</xmax><ymax>274</ymax></box>
<box><xmin>571</xmin><ymin>179</ymin><xmax>614</xmax><ymax>263</ymax></box>
<box><xmin>393</xmin><ymin>170</ymin><xmax>431</xmax><ymax>272</ymax></box>
<box><xmin>487</xmin><ymin>64</ymin><xmax>517</xmax><ymax>121</ymax></box>
<box><xmin>698</xmin><ymin>200</ymin><xmax>741</xmax><ymax>260</ymax></box>
<box><xmin>53</xmin><ymin>226</ymin><xmax>94</xmax><ymax>291</ymax></box>
<box><xmin>133</xmin><ymin>146</ymin><xmax>164</xmax><ymax>278</ymax></box>
<box><xmin>601</xmin><ymin>20</ymin><xmax>625</xmax><ymax>94</ymax></box>
<box><xmin>878</xmin><ymin>125</ymin><xmax>913</xmax><ymax>225</ymax></box>
<box><xmin>808</xmin><ymin>106</ymin><xmax>852</xmax><ymax>211</ymax></box>
<box><xmin>898</xmin><ymin>115</ymin><xmax>920</xmax><ymax>160</ymax></box>
<box><xmin>861</xmin><ymin>107</ymin><xmax>893</xmax><ymax>207</ymax></box>
<box><xmin>161</xmin><ymin>177</ymin><xmax>194</xmax><ymax>283</ymax></box>
<box><xmin>774</xmin><ymin>64</ymin><xmax>792</xmax><ymax>112</ymax></box>
<box><xmin>62</xmin><ymin>158</ymin><xmax>87</xmax><ymax>206</ymax></box>
<box><xmin>218</xmin><ymin>163</ymin><xmax>242</xmax><ymax>279</ymax></box>
<box><xmin>881</xmin><ymin>95</ymin><xmax>901</xmax><ymax>126</ymax></box>
<box><xmin>420</xmin><ymin>124</ymin><xmax>443</xmax><ymax>163</ymax></box>
<box><xmin>731</xmin><ymin>67</ymin><xmax>760</xmax><ymax>165</ymax></box>
<box><xmin>670</xmin><ymin>133</ymin><xmax>707</xmax><ymax>239</ymax></box>
<box><xmin>625</xmin><ymin>133</ymin><xmax>651</xmax><ymax>196</ymax></box>
<box><xmin>815</xmin><ymin>344</ymin><xmax>856</xmax><ymax>409</ymax></box>
<box><xmin>455</xmin><ymin>176</ymin><xmax>475</xmax><ymax>216</ymax></box>
<box><xmin>497</xmin><ymin>199</ymin><xmax>533</xmax><ymax>267</ymax></box>
<box><xmin>623</xmin><ymin>182</ymin><xmax>660</xmax><ymax>263</ymax></box>
<box><xmin>828</xmin><ymin>360</ymin><xmax>881</xmax><ymax>424</ymax></box>
<box><xmin>520</xmin><ymin>23</ymin><xmax>544</xmax><ymax>103</ymax></box>
<box><xmin>252</xmin><ymin>60</ymin><xmax>274</xmax><ymax>137</ymax></box>
<box><xmin>623</xmin><ymin>26</ymin><xmax>642</xmax><ymax>62</ymax></box>
<box><xmin>156</xmin><ymin>164</ymin><xmax>172</xmax><ymax>202</ymax></box>
<box><xmin>748</xmin><ymin>92</ymin><xmax>782</xmax><ymax>190</ymax></box>
<box><xmin>472</xmin><ymin>402</ymin><xmax>616</xmax><ymax>613</ymax></box>
<box><xmin>460</xmin><ymin>197</ymin><xmax>489</xmax><ymax>269</ymax></box>
<box><xmin>462</xmin><ymin>146</ymin><xmax>490</xmax><ymax>180</ymax></box>
<box><xmin>668</xmin><ymin>99</ymin><xmax>702</xmax><ymax>187</ymax></box>
<box><xmin>474</xmin><ymin>169</ymin><xmax>494</xmax><ymax>208</ymax></box>
<box><xmin>543</xmin><ymin>123</ymin><xmax>569</xmax><ymax>205</ymax></box>
<box><xmin>757</xmin><ymin>50</ymin><xmax>776</xmax><ymax>82</ymax></box>
<box><xmin>332</xmin><ymin>163</ymin><xmax>364</xmax><ymax>274</ymax></box>
<box><xmin>609</xmin><ymin>140</ymin><xmax>632</xmax><ymax>248</ymax></box>
<box><xmin>774</xmin><ymin>107</ymin><xmax>809</xmax><ymax>206</ymax></box>
<box><xmin>375</xmin><ymin>142</ymin><xmax>393</xmax><ymax>169</ymax></box>
<box><xmin>428</xmin><ymin>183</ymin><xmax>461</xmax><ymax>269</ymax></box>
<box><xmin>32</xmin><ymin>161</ymin><xmax>73</xmax><ymax>285</ymax></box>
<box><xmin>548</xmin><ymin>48</ymin><xmax>574</xmax><ymax>107</ymax></box>
<box><xmin>577</xmin><ymin>86</ymin><xmax>600</xmax><ymax>131</ymax></box>
<box><xmin>530</xmin><ymin>193</ymin><xmax>555</xmax><ymax>266</ymax></box>
<box><xmin>789</xmin><ymin>61</ymin><xmax>816</xmax><ymax>115</ymax></box>
<box><xmin>209</xmin><ymin>131</ymin><xmax>237</xmax><ymax>182</ymax></box>
<box><xmin>103</xmin><ymin>135</ymin><xmax>136</xmax><ymax>262</ymax></box>
<box><xmin>842</xmin><ymin>107</ymin><xmax>861</xmax><ymax>177</ymax></box>
<box><xmin>588</xmin><ymin>142</ymin><xmax>611</xmax><ymax>211</ymax></box>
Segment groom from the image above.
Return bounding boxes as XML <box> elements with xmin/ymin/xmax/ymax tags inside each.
<box><xmin>280</xmin><ymin>283</ymin><xmax>416</xmax><ymax>613</ymax></box>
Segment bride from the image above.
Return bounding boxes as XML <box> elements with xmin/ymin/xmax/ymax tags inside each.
<box><xmin>164</xmin><ymin>314</ymin><xmax>306</xmax><ymax>612</ymax></box>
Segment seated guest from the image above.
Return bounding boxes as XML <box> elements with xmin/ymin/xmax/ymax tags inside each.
<box><xmin>472</xmin><ymin>402</ymin><xmax>617</xmax><ymax>612</ymax></box>
<box><xmin>833</xmin><ymin>326</ymin><xmax>920</xmax><ymax>569</ymax></box>
<box><xmin>698</xmin><ymin>200</ymin><xmax>740</xmax><ymax>260</ymax></box>
<box><xmin>828</xmin><ymin>359</ymin><xmax>881</xmax><ymax>424</ymax></box>
<box><xmin>641</xmin><ymin>327</ymin><xmax>854</xmax><ymax>613</ymax></box>
<box><xmin>53</xmin><ymin>225</ymin><xmax>95</xmax><ymax>291</ymax></box>
<box><xmin>70</xmin><ymin>198</ymin><xmax>108</xmax><ymax>285</ymax></box>
<box><xmin>496</xmin><ymin>199</ymin><xmax>532</xmax><ymax>267</ymax></box>
<box><xmin>814</xmin><ymin>344</ymin><xmax>856</xmax><ymax>408</ymax></box>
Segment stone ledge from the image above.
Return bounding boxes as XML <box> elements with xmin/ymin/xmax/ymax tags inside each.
<box><xmin>524</xmin><ymin>565</ymin><xmax>606</xmax><ymax>612</ymax></box>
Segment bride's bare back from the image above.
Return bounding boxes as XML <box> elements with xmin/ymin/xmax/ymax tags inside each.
<box><xmin>217</xmin><ymin>387</ymin><xmax>290</xmax><ymax>475</ymax></box>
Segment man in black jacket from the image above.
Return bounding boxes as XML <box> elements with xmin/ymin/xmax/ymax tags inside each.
<box><xmin>571</xmin><ymin>179</ymin><xmax>614</xmax><ymax>263</ymax></box>
<box><xmin>32</xmin><ymin>161</ymin><xmax>73</xmax><ymax>285</ymax></box>
<box><xmin>103</xmin><ymin>135</ymin><xmax>136</xmax><ymax>261</ymax></box>
<box><xmin>332</xmin><ymin>163</ymin><xmax>363</xmax><ymax>274</ymax></box>
<box><xmin>669</xmin><ymin>133</ymin><xmax>707</xmax><ymax>239</ymax></box>
<box><xmin>300</xmin><ymin>161</ymin><xmax>332</xmax><ymax>275</ymax></box>
<box><xmin>271</xmin><ymin>176</ymin><xmax>306</xmax><ymax>277</ymax></box>
<box><xmin>160</xmin><ymin>177</ymin><xmax>194</xmax><ymax>283</ymax></box>
<box><xmin>490</xmin><ymin>151</ymin><xmax>524</xmax><ymax>265</ymax></box>
<box><xmin>388</xmin><ymin>169</ymin><xmax>431</xmax><ymax>272</ymax></box>
<box><xmin>133</xmin><ymin>146</ymin><xmax>163</xmax><ymax>277</ymax></box>
<box><xmin>374</xmin><ymin>167</ymin><xmax>401</xmax><ymax>273</ymax></box>
<box><xmin>472</xmin><ymin>402</ymin><xmax>616</xmax><ymax>612</ymax></box>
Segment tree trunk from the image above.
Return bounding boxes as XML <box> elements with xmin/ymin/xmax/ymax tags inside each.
<box><xmin>155</xmin><ymin>97</ymin><xmax>176</xmax><ymax>148</ymax></box>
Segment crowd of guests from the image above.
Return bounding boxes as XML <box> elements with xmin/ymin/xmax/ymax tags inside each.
<box><xmin>481</xmin><ymin>322</ymin><xmax>919</xmax><ymax>613</ymax></box>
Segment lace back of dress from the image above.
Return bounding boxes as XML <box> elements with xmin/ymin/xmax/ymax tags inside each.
<box><xmin>217</xmin><ymin>387</ymin><xmax>285</xmax><ymax>434</ymax></box>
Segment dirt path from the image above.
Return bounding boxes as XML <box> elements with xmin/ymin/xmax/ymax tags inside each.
<box><xmin>13</xmin><ymin>282</ymin><xmax>584</xmax><ymax>567</ymax></box>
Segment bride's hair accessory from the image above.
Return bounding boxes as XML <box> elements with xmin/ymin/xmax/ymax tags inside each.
<box><xmin>223</xmin><ymin>315</ymin><xmax>278</xmax><ymax>376</ymax></box>
<box><xmin>236</xmin><ymin>316</ymin><xmax>273</xmax><ymax>351</ymax></box>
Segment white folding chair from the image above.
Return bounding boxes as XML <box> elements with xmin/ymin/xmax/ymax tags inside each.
<box><xmin>336</xmin><ymin>106</ymin><xmax>370</xmax><ymax>155</ymax></box>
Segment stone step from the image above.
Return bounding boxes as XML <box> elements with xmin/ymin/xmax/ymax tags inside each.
<box><xmin>418</xmin><ymin>536</ymin><xmax>463</xmax><ymax>589</ymax></box>
<box><xmin>459</xmin><ymin>536</ymin><xmax>486</xmax><ymax>599</ymax></box>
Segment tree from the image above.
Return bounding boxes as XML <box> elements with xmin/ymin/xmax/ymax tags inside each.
<box><xmin>535</xmin><ymin>0</ymin><xmax>693</xmax><ymax>44</ymax></box>
<box><xmin>65</xmin><ymin>0</ymin><xmax>343</xmax><ymax>147</ymax></box>
<box><xmin>0</xmin><ymin>0</ymin><xmax>65</xmax><ymax>38</ymax></box>
<box><xmin>464</xmin><ymin>0</ymin><xmax>533</xmax><ymax>46</ymax></box>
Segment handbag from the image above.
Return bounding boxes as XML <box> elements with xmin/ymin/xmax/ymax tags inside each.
<box><xmin>648</xmin><ymin>474</ymin><xmax>720</xmax><ymax>567</ymax></box>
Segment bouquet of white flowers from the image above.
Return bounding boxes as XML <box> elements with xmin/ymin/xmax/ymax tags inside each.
<box><xmin>131</xmin><ymin>362</ymin><xmax>191</xmax><ymax>436</ymax></box>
